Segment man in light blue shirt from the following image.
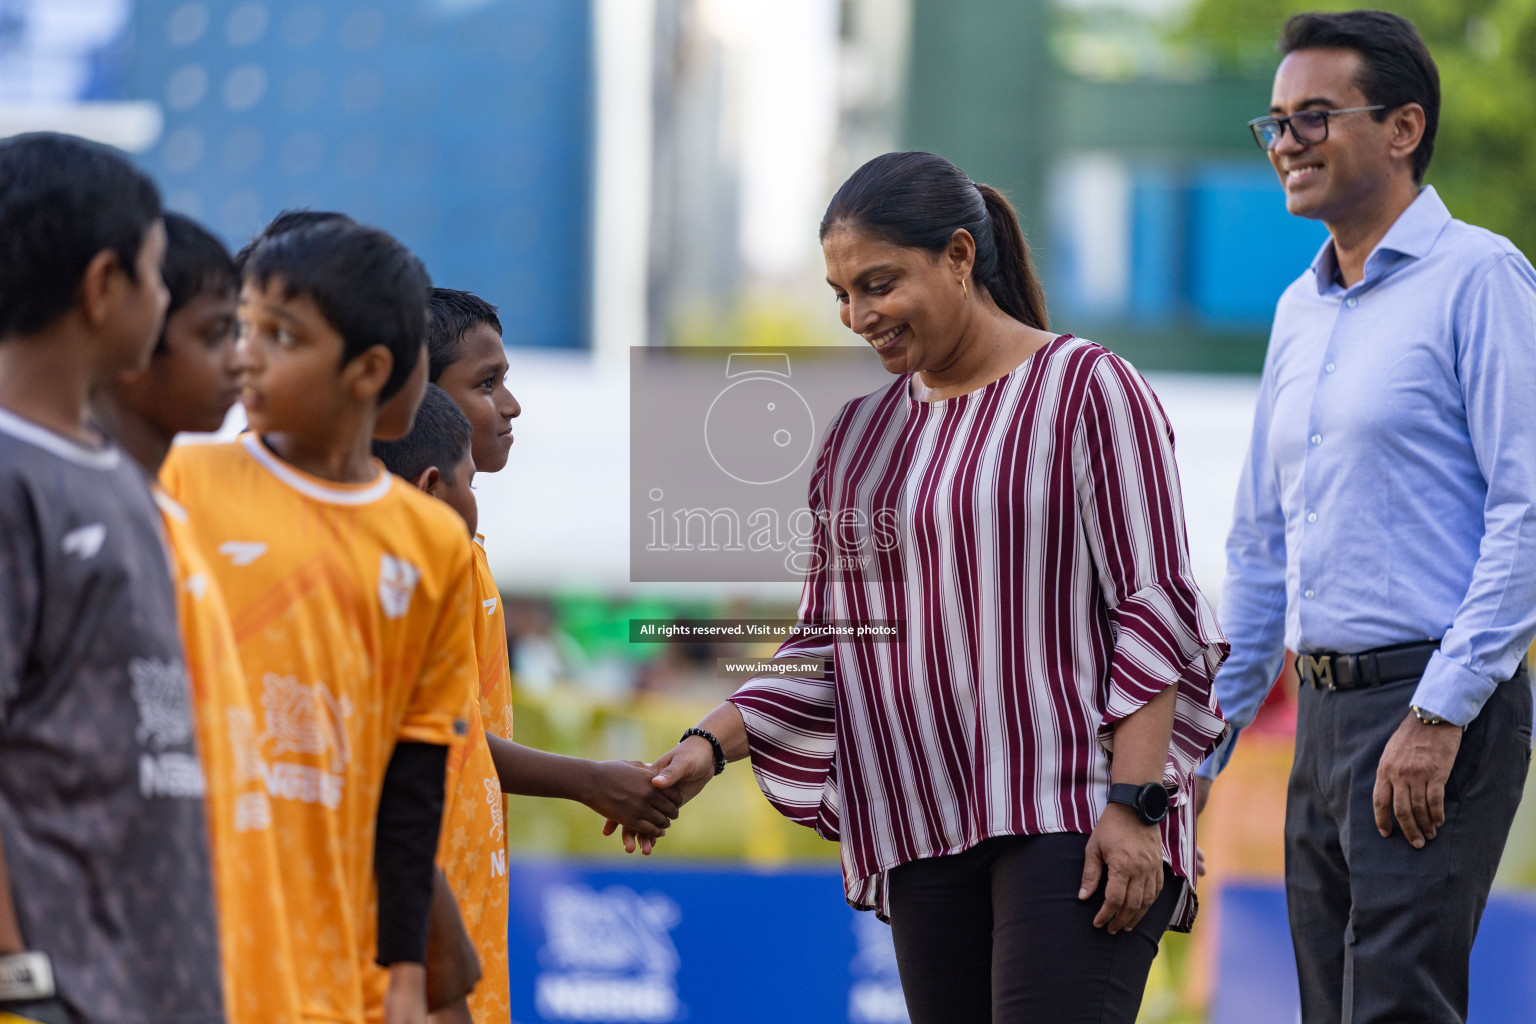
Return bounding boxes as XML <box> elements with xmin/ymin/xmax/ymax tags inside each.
<box><xmin>1200</xmin><ymin>11</ymin><xmax>1536</xmax><ymax>1024</ymax></box>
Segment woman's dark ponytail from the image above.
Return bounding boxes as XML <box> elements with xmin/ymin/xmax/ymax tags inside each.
<box><xmin>820</xmin><ymin>151</ymin><xmax>1048</xmax><ymax>330</ymax></box>
<box><xmin>975</xmin><ymin>184</ymin><xmax>1048</xmax><ymax>330</ymax></box>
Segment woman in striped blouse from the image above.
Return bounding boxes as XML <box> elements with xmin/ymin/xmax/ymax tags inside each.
<box><xmin>634</xmin><ymin>151</ymin><xmax>1229</xmax><ymax>1023</ymax></box>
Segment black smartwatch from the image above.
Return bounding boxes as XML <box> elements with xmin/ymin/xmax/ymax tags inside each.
<box><xmin>681</xmin><ymin>727</ymin><xmax>727</xmax><ymax>776</ymax></box>
<box><xmin>1107</xmin><ymin>782</ymin><xmax>1171</xmax><ymax>825</ymax></box>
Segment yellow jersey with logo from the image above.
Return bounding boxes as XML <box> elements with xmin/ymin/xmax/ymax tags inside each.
<box><xmin>363</xmin><ymin>540</ymin><xmax>514</xmax><ymax>1023</ymax></box>
<box><xmin>161</xmin><ymin>434</ymin><xmax>477</xmax><ymax>1024</ymax></box>
<box><xmin>471</xmin><ymin>537</ymin><xmax>514</xmax><ymax>741</ymax></box>
<box><xmin>436</xmin><ymin>535</ymin><xmax>516</xmax><ymax>1022</ymax></box>
<box><xmin>360</xmin><ymin>695</ymin><xmax>506</xmax><ymax>1024</ymax></box>
<box><xmin>435</xmin><ymin>698</ymin><xmax>509</xmax><ymax>1023</ymax></box>
<box><xmin>154</xmin><ymin>487</ymin><xmax>303</xmax><ymax>1024</ymax></box>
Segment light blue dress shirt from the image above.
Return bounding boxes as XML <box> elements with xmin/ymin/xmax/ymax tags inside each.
<box><xmin>1205</xmin><ymin>186</ymin><xmax>1536</xmax><ymax>774</ymax></box>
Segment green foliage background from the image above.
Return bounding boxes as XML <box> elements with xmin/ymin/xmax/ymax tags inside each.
<box><xmin>1177</xmin><ymin>0</ymin><xmax>1536</xmax><ymax>258</ymax></box>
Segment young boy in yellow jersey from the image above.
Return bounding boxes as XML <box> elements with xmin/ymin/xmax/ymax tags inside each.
<box><xmin>233</xmin><ymin>211</ymin><xmax>475</xmax><ymax>1020</ymax></box>
<box><xmin>374</xmin><ymin>386</ymin><xmax>499</xmax><ymax>1024</ymax></box>
<box><xmin>91</xmin><ymin>212</ymin><xmax>303</xmax><ymax>1024</ymax></box>
<box><xmin>237</xmin><ymin>210</ymin><xmax>431</xmax><ymax>447</ymax></box>
<box><xmin>424</xmin><ymin>292</ymin><xmax>681</xmax><ymax>1018</ymax></box>
<box><xmin>161</xmin><ymin>221</ymin><xmax>478</xmax><ymax>1024</ymax></box>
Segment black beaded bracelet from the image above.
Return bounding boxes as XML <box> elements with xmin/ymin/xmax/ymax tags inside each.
<box><xmin>681</xmin><ymin>727</ymin><xmax>727</xmax><ymax>776</ymax></box>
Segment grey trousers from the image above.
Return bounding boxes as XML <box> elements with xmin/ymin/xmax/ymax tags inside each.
<box><xmin>1285</xmin><ymin>668</ymin><xmax>1533</xmax><ymax>1024</ymax></box>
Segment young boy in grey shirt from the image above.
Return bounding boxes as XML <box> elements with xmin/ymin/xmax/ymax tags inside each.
<box><xmin>0</xmin><ymin>133</ymin><xmax>223</xmax><ymax>1024</ymax></box>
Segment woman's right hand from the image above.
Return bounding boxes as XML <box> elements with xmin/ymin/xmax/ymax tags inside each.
<box><xmin>604</xmin><ymin>736</ymin><xmax>718</xmax><ymax>854</ymax></box>
<box><xmin>650</xmin><ymin>736</ymin><xmax>719</xmax><ymax>804</ymax></box>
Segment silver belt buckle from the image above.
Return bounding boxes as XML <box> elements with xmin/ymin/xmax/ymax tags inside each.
<box><xmin>1302</xmin><ymin>653</ymin><xmax>1335</xmax><ymax>690</ymax></box>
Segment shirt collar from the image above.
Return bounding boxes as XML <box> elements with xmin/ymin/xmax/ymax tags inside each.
<box><xmin>1310</xmin><ymin>185</ymin><xmax>1452</xmax><ymax>295</ymax></box>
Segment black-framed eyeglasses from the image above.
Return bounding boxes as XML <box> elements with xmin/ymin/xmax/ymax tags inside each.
<box><xmin>1248</xmin><ymin>106</ymin><xmax>1388</xmax><ymax>150</ymax></box>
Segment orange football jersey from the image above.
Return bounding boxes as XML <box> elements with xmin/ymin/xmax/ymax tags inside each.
<box><xmin>361</xmin><ymin>697</ymin><xmax>507</xmax><ymax>1024</ymax></box>
<box><xmin>437</xmin><ymin>699</ymin><xmax>510</xmax><ymax>1023</ymax></box>
<box><xmin>162</xmin><ymin>434</ymin><xmax>477</xmax><ymax>1024</ymax></box>
<box><xmin>471</xmin><ymin>537</ymin><xmax>514</xmax><ymax>741</ymax></box>
<box><xmin>155</xmin><ymin>488</ymin><xmax>303</xmax><ymax>1024</ymax></box>
<box><xmin>451</xmin><ymin>535</ymin><xmax>517</xmax><ymax>1021</ymax></box>
<box><xmin>365</xmin><ymin>536</ymin><xmax>514</xmax><ymax>1024</ymax></box>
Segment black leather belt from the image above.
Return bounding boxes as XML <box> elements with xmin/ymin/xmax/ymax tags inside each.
<box><xmin>1295</xmin><ymin>640</ymin><xmax>1441</xmax><ymax>691</ymax></box>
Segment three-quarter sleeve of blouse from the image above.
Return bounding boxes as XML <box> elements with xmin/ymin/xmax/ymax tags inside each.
<box><xmin>728</xmin><ymin>416</ymin><xmax>843</xmax><ymax>842</ymax></box>
<box><xmin>1072</xmin><ymin>353</ymin><xmax>1230</xmax><ymax>798</ymax></box>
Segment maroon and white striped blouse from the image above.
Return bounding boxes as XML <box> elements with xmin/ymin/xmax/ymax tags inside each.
<box><xmin>727</xmin><ymin>335</ymin><xmax>1229</xmax><ymax>931</ymax></box>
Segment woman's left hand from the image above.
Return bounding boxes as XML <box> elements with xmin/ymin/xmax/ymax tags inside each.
<box><xmin>1078</xmin><ymin>803</ymin><xmax>1165</xmax><ymax>934</ymax></box>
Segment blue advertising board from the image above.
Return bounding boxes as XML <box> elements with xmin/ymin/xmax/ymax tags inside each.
<box><xmin>127</xmin><ymin>0</ymin><xmax>592</xmax><ymax>348</ymax></box>
<box><xmin>1212</xmin><ymin>882</ymin><xmax>1536</xmax><ymax>1024</ymax></box>
<box><xmin>506</xmin><ymin>862</ymin><xmax>909</xmax><ymax>1024</ymax></box>
<box><xmin>507</xmin><ymin>868</ymin><xmax>1536</xmax><ymax>1024</ymax></box>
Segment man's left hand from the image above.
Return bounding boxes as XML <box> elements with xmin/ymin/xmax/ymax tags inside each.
<box><xmin>1373</xmin><ymin>711</ymin><xmax>1462</xmax><ymax>848</ymax></box>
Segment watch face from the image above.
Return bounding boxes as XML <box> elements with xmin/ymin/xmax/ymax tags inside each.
<box><xmin>1139</xmin><ymin>784</ymin><xmax>1170</xmax><ymax>822</ymax></box>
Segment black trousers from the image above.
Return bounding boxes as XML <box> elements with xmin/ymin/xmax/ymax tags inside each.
<box><xmin>1286</xmin><ymin>669</ymin><xmax>1533</xmax><ymax>1024</ymax></box>
<box><xmin>887</xmin><ymin>833</ymin><xmax>1181</xmax><ymax>1024</ymax></box>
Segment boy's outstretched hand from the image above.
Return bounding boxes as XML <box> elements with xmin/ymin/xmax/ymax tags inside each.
<box><xmin>484</xmin><ymin>736</ymin><xmax>681</xmax><ymax>853</ymax></box>
<box><xmin>606</xmin><ymin>734</ymin><xmax>720</xmax><ymax>855</ymax></box>
<box><xmin>583</xmin><ymin>759</ymin><xmax>680</xmax><ymax>851</ymax></box>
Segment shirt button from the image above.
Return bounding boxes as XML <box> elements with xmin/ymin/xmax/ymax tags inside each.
<box><xmin>1304</xmin><ymin>588</ymin><xmax>1316</xmax><ymax>599</ymax></box>
<box><xmin>1325</xmin><ymin>362</ymin><xmax>1336</xmax><ymax>374</ymax></box>
<box><xmin>1310</xmin><ymin>433</ymin><xmax>1322</xmax><ymax>446</ymax></box>
<box><xmin>1345</xmin><ymin>297</ymin><xmax>1358</xmax><ymax>308</ymax></box>
<box><xmin>1307</xmin><ymin>511</ymin><xmax>1318</xmax><ymax>523</ymax></box>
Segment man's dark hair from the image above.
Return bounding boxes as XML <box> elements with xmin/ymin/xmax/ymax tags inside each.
<box><xmin>1279</xmin><ymin>10</ymin><xmax>1440</xmax><ymax>182</ymax></box>
<box><xmin>234</xmin><ymin>209</ymin><xmax>355</xmax><ymax>270</ymax></box>
<box><xmin>244</xmin><ymin>221</ymin><xmax>429</xmax><ymax>402</ymax></box>
<box><xmin>157</xmin><ymin>213</ymin><xmax>236</xmax><ymax>352</ymax></box>
<box><xmin>0</xmin><ymin>132</ymin><xmax>162</xmax><ymax>339</ymax></box>
<box><xmin>372</xmin><ymin>384</ymin><xmax>472</xmax><ymax>485</ymax></box>
<box><xmin>426</xmin><ymin>288</ymin><xmax>502</xmax><ymax>382</ymax></box>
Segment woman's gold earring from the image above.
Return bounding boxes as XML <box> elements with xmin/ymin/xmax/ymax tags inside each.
<box><xmin>962</xmin><ymin>280</ymin><xmax>968</xmax><ymax>299</ymax></box>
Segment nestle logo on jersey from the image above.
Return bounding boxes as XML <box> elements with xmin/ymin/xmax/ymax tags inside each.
<box><xmin>262</xmin><ymin>762</ymin><xmax>344</xmax><ymax>809</ymax></box>
<box><xmin>257</xmin><ymin>674</ymin><xmax>351</xmax><ymax>809</ymax></box>
<box><xmin>140</xmin><ymin>751</ymin><xmax>206</xmax><ymax>799</ymax></box>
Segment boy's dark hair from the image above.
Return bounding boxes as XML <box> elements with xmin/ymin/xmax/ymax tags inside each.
<box><xmin>372</xmin><ymin>384</ymin><xmax>472</xmax><ymax>485</ymax></box>
<box><xmin>426</xmin><ymin>288</ymin><xmax>502</xmax><ymax>382</ymax></box>
<box><xmin>156</xmin><ymin>213</ymin><xmax>237</xmax><ymax>351</ymax></box>
<box><xmin>0</xmin><ymin>132</ymin><xmax>162</xmax><ymax>339</ymax></box>
<box><xmin>234</xmin><ymin>209</ymin><xmax>354</xmax><ymax>270</ymax></box>
<box><xmin>1279</xmin><ymin>10</ymin><xmax>1439</xmax><ymax>182</ymax></box>
<box><xmin>245</xmin><ymin>221</ymin><xmax>429</xmax><ymax>403</ymax></box>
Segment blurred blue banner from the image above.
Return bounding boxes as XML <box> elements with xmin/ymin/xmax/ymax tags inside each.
<box><xmin>129</xmin><ymin>0</ymin><xmax>592</xmax><ymax>348</ymax></box>
<box><xmin>507</xmin><ymin>862</ymin><xmax>910</xmax><ymax>1024</ymax></box>
<box><xmin>1213</xmin><ymin>882</ymin><xmax>1536</xmax><ymax>1024</ymax></box>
